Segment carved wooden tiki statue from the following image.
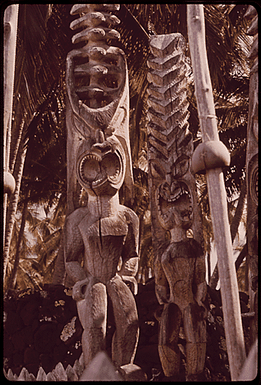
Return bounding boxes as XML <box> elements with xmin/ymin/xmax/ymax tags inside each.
<box><xmin>147</xmin><ymin>33</ymin><xmax>207</xmax><ymax>380</ymax></box>
<box><xmin>59</xmin><ymin>4</ymin><xmax>140</xmax><ymax>370</ymax></box>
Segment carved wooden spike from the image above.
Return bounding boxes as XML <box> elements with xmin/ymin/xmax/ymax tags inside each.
<box><xmin>4</xmin><ymin>361</ymin><xmax>81</xmax><ymax>381</ymax></box>
<box><xmin>17</xmin><ymin>367</ymin><xmax>33</xmax><ymax>381</ymax></box>
<box><xmin>66</xmin><ymin>364</ymin><xmax>79</xmax><ymax>381</ymax></box>
<box><xmin>52</xmin><ymin>362</ymin><xmax>68</xmax><ymax>381</ymax></box>
<box><xmin>36</xmin><ymin>366</ymin><xmax>47</xmax><ymax>381</ymax></box>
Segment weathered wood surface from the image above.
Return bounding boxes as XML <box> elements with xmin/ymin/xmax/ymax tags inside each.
<box><xmin>3</xmin><ymin>5</ymin><xmax>19</xmax><ymax>274</ymax></box>
<box><xmin>244</xmin><ymin>5</ymin><xmax>258</xmax><ymax>346</ymax></box>
<box><xmin>147</xmin><ymin>33</ymin><xmax>203</xmax><ymax>249</ymax></box>
<box><xmin>3</xmin><ymin>4</ymin><xmax>19</xmax><ymax>175</ymax></box>
<box><xmin>80</xmin><ymin>352</ymin><xmax>123</xmax><ymax>381</ymax></box>
<box><xmin>187</xmin><ymin>4</ymin><xmax>246</xmax><ymax>380</ymax></box>
<box><xmin>66</xmin><ymin>3</ymin><xmax>133</xmax><ymax>216</ymax></box>
<box><xmin>53</xmin><ymin>4</ymin><xmax>141</xmax><ymax>373</ymax></box>
<box><xmin>238</xmin><ymin>339</ymin><xmax>258</xmax><ymax>381</ymax></box>
<box><xmin>147</xmin><ymin>33</ymin><xmax>206</xmax><ymax>380</ymax></box>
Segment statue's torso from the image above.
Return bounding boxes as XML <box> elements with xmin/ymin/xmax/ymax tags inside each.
<box><xmin>161</xmin><ymin>239</ymin><xmax>200</xmax><ymax>311</ymax></box>
<box><xmin>78</xmin><ymin>207</ymin><xmax>129</xmax><ymax>284</ymax></box>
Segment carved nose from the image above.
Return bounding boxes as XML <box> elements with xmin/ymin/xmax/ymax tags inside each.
<box><xmin>170</xmin><ymin>180</ymin><xmax>179</xmax><ymax>194</ymax></box>
<box><xmin>96</xmin><ymin>129</ymin><xmax>105</xmax><ymax>143</ymax></box>
<box><xmin>91</xmin><ymin>131</ymin><xmax>113</xmax><ymax>156</ymax></box>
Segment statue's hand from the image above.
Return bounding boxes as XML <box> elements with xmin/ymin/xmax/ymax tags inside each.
<box><xmin>72</xmin><ymin>278</ymin><xmax>89</xmax><ymax>302</ymax></box>
<box><xmin>117</xmin><ymin>256</ymin><xmax>139</xmax><ymax>294</ymax></box>
<box><xmin>120</xmin><ymin>275</ymin><xmax>138</xmax><ymax>295</ymax></box>
<box><xmin>195</xmin><ymin>297</ymin><xmax>207</xmax><ymax>321</ymax></box>
<box><xmin>195</xmin><ymin>281</ymin><xmax>207</xmax><ymax>310</ymax></box>
<box><xmin>155</xmin><ymin>284</ymin><xmax>169</xmax><ymax>305</ymax></box>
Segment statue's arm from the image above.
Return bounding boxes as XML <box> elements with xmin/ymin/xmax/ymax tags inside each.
<box><xmin>119</xmin><ymin>210</ymin><xmax>139</xmax><ymax>275</ymax></box>
<box><xmin>194</xmin><ymin>251</ymin><xmax>207</xmax><ymax>307</ymax></box>
<box><xmin>118</xmin><ymin>210</ymin><xmax>139</xmax><ymax>293</ymax></box>
<box><xmin>64</xmin><ymin>215</ymin><xmax>86</xmax><ymax>284</ymax></box>
<box><xmin>155</xmin><ymin>249</ymin><xmax>169</xmax><ymax>305</ymax></box>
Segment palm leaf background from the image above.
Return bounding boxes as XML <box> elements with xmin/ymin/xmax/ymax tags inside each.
<box><xmin>5</xmin><ymin>4</ymin><xmax>251</xmax><ymax>291</ymax></box>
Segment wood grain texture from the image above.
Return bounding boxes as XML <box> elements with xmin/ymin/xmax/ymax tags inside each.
<box><xmin>187</xmin><ymin>4</ymin><xmax>246</xmax><ymax>380</ymax></box>
<box><xmin>53</xmin><ymin>4</ymin><xmax>140</xmax><ymax>372</ymax></box>
<box><xmin>147</xmin><ymin>33</ymin><xmax>206</xmax><ymax>379</ymax></box>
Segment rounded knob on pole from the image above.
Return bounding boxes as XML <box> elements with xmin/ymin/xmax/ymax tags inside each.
<box><xmin>4</xmin><ymin>171</ymin><xmax>15</xmax><ymax>195</ymax></box>
<box><xmin>191</xmin><ymin>140</ymin><xmax>230</xmax><ymax>174</ymax></box>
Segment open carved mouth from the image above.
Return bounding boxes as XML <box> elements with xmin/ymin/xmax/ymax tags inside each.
<box><xmin>157</xmin><ymin>180</ymin><xmax>193</xmax><ymax>226</ymax></box>
<box><xmin>78</xmin><ymin>150</ymin><xmax>122</xmax><ymax>190</ymax></box>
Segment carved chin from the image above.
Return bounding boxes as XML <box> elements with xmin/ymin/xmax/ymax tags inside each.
<box><xmin>78</xmin><ymin>150</ymin><xmax>124</xmax><ymax>194</ymax></box>
<box><xmin>157</xmin><ymin>181</ymin><xmax>193</xmax><ymax>230</ymax></box>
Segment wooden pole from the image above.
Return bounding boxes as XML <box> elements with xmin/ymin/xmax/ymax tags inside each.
<box><xmin>187</xmin><ymin>4</ymin><xmax>246</xmax><ymax>380</ymax></box>
<box><xmin>3</xmin><ymin>4</ymin><xmax>19</xmax><ymax>240</ymax></box>
<box><xmin>4</xmin><ymin>4</ymin><xmax>19</xmax><ymax>172</ymax></box>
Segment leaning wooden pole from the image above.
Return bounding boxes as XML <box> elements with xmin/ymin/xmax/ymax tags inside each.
<box><xmin>187</xmin><ymin>4</ymin><xmax>246</xmax><ymax>380</ymax></box>
<box><xmin>4</xmin><ymin>4</ymin><xmax>19</xmax><ymax>174</ymax></box>
<box><xmin>3</xmin><ymin>4</ymin><xmax>19</xmax><ymax>266</ymax></box>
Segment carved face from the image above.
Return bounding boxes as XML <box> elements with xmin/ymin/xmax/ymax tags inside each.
<box><xmin>77</xmin><ymin>135</ymin><xmax>125</xmax><ymax>196</ymax></box>
<box><xmin>157</xmin><ymin>179</ymin><xmax>193</xmax><ymax>231</ymax></box>
<box><xmin>151</xmin><ymin>153</ymin><xmax>193</xmax><ymax>231</ymax></box>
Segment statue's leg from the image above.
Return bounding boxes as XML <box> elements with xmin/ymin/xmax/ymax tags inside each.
<box><xmin>107</xmin><ymin>275</ymin><xmax>139</xmax><ymax>368</ymax></box>
<box><xmin>158</xmin><ymin>302</ymin><xmax>182</xmax><ymax>377</ymax></box>
<box><xmin>76</xmin><ymin>281</ymin><xmax>107</xmax><ymax>367</ymax></box>
<box><xmin>183</xmin><ymin>302</ymin><xmax>206</xmax><ymax>379</ymax></box>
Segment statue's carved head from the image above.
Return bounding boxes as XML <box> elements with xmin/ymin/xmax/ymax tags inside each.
<box><xmin>66</xmin><ymin>40</ymin><xmax>133</xmax><ymax>198</ymax></box>
<box><xmin>152</xmin><ymin>154</ymin><xmax>193</xmax><ymax>231</ymax></box>
<box><xmin>76</xmin><ymin>133</ymin><xmax>126</xmax><ymax>197</ymax></box>
<box><xmin>157</xmin><ymin>179</ymin><xmax>193</xmax><ymax>231</ymax></box>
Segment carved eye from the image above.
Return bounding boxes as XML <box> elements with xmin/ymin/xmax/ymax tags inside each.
<box><xmin>159</xmin><ymin>181</ymin><xmax>171</xmax><ymax>200</ymax></box>
<box><xmin>150</xmin><ymin>161</ymin><xmax>165</xmax><ymax>179</ymax></box>
<box><xmin>101</xmin><ymin>74</ymin><xmax>118</xmax><ymax>89</ymax></box>
<box><xmin>172</xmin><ymin>155</ymin><xmax>190</xmax><ymax>179</ymax></box>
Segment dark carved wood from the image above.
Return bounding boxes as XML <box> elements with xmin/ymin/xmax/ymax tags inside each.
<box><xmin>147</xmin><ymin>33</ymin><xmax>206</xmax><ymax>379</ymax></box>
<box><xmin>53</xmin><ymin>4</ymin><xmax>140</xmax><ymax>372</ymax></box>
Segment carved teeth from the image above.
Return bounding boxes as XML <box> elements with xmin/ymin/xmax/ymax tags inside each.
<box><xmin>92</xmin><ymin>178</ymin><xmax>105</xmax><ymax>186</ymax></box>
<box><xmin>79</xmin><ymin>152</ymin><xmax>121</xmax><ymax>187</ymax></box>
<box><xmin>157</xmin><ymin>181</ymin><xmax>192</xmax><ymax>223</ymax></box>
<box><xmin>167</xmin><ymin>187</ymin><xmax>190</xmax><ymax>203</ymax></box>
<box><xmin>108</xmin><ymin>167</ymin><xmax>120</xmax><ymax>182</ymax></box>
<box><xmin>84</xmin><ymin>154</ymin><xmax>101</xmax><ymax>162</ymax></box>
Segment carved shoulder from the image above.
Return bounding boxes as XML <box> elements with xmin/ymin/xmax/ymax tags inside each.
<box><xmin>120</xmin><ymin>205</ymin><xmax>139</xmax><ymax>226</ymax></box>
<box><xmin>192</xmin><ymin>239</ymin><xmax>206</xmax><ymax>285</ymax></box>
<box><xmin>64</xmin><ymin>208</ymin><xmax>88</xmax><ymax>261</ymax></box>
<box><xmin>119</xmin><ymin>205</ymin><xmax>139</xmax><ymax>259</ymax></box>
<box><xmin>65</xmin><ymin>207</ymin><xmax>89</xmax><ymax>227</ymax></box>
